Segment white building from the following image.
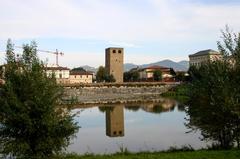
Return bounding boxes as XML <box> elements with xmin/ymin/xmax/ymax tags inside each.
<box><xmin>45</xmin><ymin>66</ymin><xmax>70</xmax><ymax>84</ymax></box>
<box><xmin>138</xmin><ymin>66</ymin><xmax>173</xmax><ymax>81</ymax></box>
<box><xmin>69</xmin><ymin>71</ymin><xmax>93</xmax><ymax>84</ymax></box>
<box><xmin>189</xmin><ymin>49</ymin><xmax>222</xmax><ymax>67</ymax></box>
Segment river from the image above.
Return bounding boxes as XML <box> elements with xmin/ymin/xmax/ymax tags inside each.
<box><xmin>68</xmin><ymin>98</ymin><xmax>207</xmax><ymax>154</ymax></box>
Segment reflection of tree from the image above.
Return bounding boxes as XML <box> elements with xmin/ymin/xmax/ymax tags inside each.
<box><xmin>125</xmin><ymin>106</ymin><xmax>141</xmax><ymax>112</ymax></box>
<box><xmin>177</xmin><ymin>103</ymin><xmax>185</xmax><ymax>112</ymax></box>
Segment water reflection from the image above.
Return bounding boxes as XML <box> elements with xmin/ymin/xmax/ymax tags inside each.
<box><xmin>106</xmin><ymin>105</ymin><xmax>124</xmax><ymax>137</ymax></box>
<box><xmin>69</xmin><ymin>99</ymin><xmax>206</xmax><ymax>154</ymax></box>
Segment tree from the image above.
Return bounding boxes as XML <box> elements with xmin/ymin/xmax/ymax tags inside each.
<box><xmin>0</xmin><ymin>41</ymin><xmax>79</xmax><ymax>158</ymax></box>
<box><xmin>5</xmin><ymin>39</ymin><xmax>15</xmax><ymax>63</ymax></box>
<box><xmin>96</xmin><ymin>66</ymin><xmax>107</xmax><ymax>82</ymax></box>
<box><xmin>170</xmin><ymin>68</ymin><xmax>176</xmax><ymax>76</ymax></box>
<box><xmin>186</xmin><ymin>26</ymin><xmax>240</xmax><ymax>149</ymax></box>
<box><xmin>153</xmin><ymin>70</ymin><xmax>162</xmax><ymax>81</ymax></box>
<box><xmin>96</xmin><ymin>66</ymin><xmax>115</xmax><ymax>83</ymax></box>
<box><xmin>124</xmin><ymin>70</ymin><xmax>140</xmax><ymax>82</ymax></box>
<box><xmin>175</xmin><ymin>72</ymin><xmax>185</xmax><ymax>82</ymax></box>
<box><xmin>71</xmin><ymin>67</ymin><xmax>86</xmax><ymax>72</ymax></box>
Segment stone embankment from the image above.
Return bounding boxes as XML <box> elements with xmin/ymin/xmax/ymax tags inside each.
<box><xmin>61</xmin><ymin>82</ymin><xmax>179</xmax><ymax>105</ymax></box>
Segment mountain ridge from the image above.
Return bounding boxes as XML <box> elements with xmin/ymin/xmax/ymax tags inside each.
<box><xmin>80</xmin><ymin>60</ymin><xmax>189</xmax><ymax>73</ymax></box>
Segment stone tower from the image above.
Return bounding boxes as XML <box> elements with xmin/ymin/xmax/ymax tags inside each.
<box><xmin>106</xmin><ymin>105</ymin><xmax>124</xmax><ymax>137</ymax></box>
<box><xmin>105</xmin><ymin>47</ymin><xmax>124</xmax><ymax>83</ymax></box>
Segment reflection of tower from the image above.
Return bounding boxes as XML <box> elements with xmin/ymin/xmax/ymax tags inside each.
<box><xmin>105</xmin><ymin>47</ymin><xmax>124</xmax><ymax>83</ymax></box>
<box><xmin>106</xmin><ymin>105</ymin><xmax>124</xmax><ymax>137</ymax></box>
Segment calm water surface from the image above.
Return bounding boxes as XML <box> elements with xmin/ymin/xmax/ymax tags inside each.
<box><xmin>68</xmin><ymin>99</ymin><xmax>207</xmax><ymax>154</ymax></box>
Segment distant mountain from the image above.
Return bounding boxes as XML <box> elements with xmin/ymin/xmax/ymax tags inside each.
<box><xmin>124</xmin><ymin>63</ymin><xmax>138</xmax><ymax>72</ymax></box>
<box><xmin>78</xmin><ymin>60</ymin><xmax>189</xmax><ymax>73</ymax></box>
<box><xmin>124</xmin><ymin>60</ymin><xmax>189</xmax><ymax>72</ymax></box>
<box><xmin>79</xmin><ymin>65</ymin><xmax>98</xmax><ymax>73</ymax></box>
<box><xmin>178</xmin><ymin>60</ymin><xmax>189</xmax><ymax>70</ymax></box>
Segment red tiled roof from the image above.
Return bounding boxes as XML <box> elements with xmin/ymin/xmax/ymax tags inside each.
<box><xmin>70</xmin><ymin>71</ymin><xmax>93</xmax><ymax>75</ymax></box>
<box><xmin>46</xmin><ymin>66</ymin><xmax>70</xmax><ymax>71</ymax></box>
<box><xmin>145</xmin><ymin>65</ymin><xmax>170</xmax><ymax>69</ymax></box>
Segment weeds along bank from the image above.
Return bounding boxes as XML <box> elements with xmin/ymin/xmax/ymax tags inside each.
<box><xmin>57</xmin><ymin>149</ymin><xmax>240</xmax><ymax>159</ymax></box>
<box><xmin>60</xmin><ymin>82</ymin><xmax>179</xmax><ymax>105</ymax></box>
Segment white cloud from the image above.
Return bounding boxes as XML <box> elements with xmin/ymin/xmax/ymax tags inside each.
<box><xmin>0</xmin><ymin>0</ymin><xmax>240</xmax><ymax>41</ymax></box>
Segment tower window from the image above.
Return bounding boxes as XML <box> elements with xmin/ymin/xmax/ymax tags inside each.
<box><xmin>113</xmin><ymin>50</ymin><xmax>116</xmax><ymax>53</ymax></box>
<box><xmin>118</xmin><ymin>50</ymin><xmax>121</xmax><ymax>53</ymax></box>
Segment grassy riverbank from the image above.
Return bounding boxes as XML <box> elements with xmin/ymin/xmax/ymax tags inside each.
<box><xmin>58</xmin><ymin>150</ymin><xmax>240</xmax><ymax>159</ymax></box>
<box><xmin>162</xmin><ymin>83</ymin><xmax>190</xmax><ymax>103</ymax></box>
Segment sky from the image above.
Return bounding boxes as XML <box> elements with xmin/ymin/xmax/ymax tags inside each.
<box><xmin>0</xmin><ymin>0</ymin><xmax>240</xmax><ymax>68</ymax></box>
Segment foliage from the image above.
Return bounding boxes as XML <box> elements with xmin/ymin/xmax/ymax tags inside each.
<box><xmin>71</xmin><ymin>67</ymin><xmax>87</xmax><ymax>72</ymax></box>
<box><xmin>153</xmin><ymin>70</ymin><xmax>162</xmax><ymax>81</ymax></box>
<box><xmin>162</xmin><ymin>84</ymin><xmax>190</xmax><ymax>104</ymax></box>
<box><xmin>96</xmin><ymin>66</ymin><xmax>115</xmax><ymax>83</ymax></box>
<box><xmin>124</xmin><ymin>70</ymin><xmax>140</xmax><ymax>82</ymax></box>
<box><xmin>5</xmin><ymin>39</ymin><xmax>15</xmax><ymax>63</ymax></box>
<box><xmin>186</xmin><ymin>27</ymin><xmax>240</xmax><ymax>149</ymax></box>
<box><xmin>55</xmin><ymin>150</ymin><xmax>240</xmax><ymax>159</ymax></box>
<box><xmin>170</xmin><ymin>68</ymin><xmax>176</xmax><ymax>76</ymax></box>
<box><xmin>175</xmin><ymin>72</ymin><xmax>186</xmax><ymax>82</ymax></box>
<box><xmin>0</xmin><ymin>40</ymin><xmax>79</xmax><ymax>158</ymax></box>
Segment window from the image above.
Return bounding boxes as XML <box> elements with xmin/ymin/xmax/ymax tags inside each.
<box><xmin>75</xmin><ymin>75</ymin><xmax>76</xmax><ymax>78</ymax></box>
<box><xmin>87</xmin><ymin>75</ymin><xmax>88</xmax><ymax>78</ymax></box>
<box><xmin>113</xmin><ymin>50</ymin><xmax>116</xmax><ymax>53</ymax></box>
<box><xmin>118</xmin><ymin>50</ymin><xmax>121</xmax><ymax>53</ymax></box>
<box><xmin>113</xmin><ymin>131</ymin><xmax>117</xmax><ymax>135</ymax></box>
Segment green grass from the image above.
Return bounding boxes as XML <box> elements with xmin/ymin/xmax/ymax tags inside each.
<box><xmin>57</xmin><ymin>150</ymin><xmax>240</xmax><ymax>159</ymax></box>
<box><xmin>162</xmin><ymin>84</ymin><xmax>190</xmax><ymax>103</ymax></box>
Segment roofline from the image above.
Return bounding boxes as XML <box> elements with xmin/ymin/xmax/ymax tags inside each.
<box><xmin>105</xmin><ymin>47</ymin><xmax>124</xmax><ymax>50</ymax></box>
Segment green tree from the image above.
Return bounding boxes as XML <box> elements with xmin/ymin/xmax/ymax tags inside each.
<box><xmin>124</xmin><ymin>70</ymin><xmax>139</xmax><ymax>82</ymax></box>
<box><xmin>5</xmin><ymin>39</ymin><xmax>15</xmax><ymax>63</ymax></box>
<box><xmin>170</xmin><ymin>68</ymin><xmax>176</xmax><ymax>76</ymax></box>
<box><xmin>153</xmin><ymin>70</ymin><xmax>162</xmax><ymax>81</ymax></box>
<box><xmin>0</xmin><ymin>41</ymin><xmax>79</xmax><ymax>158</ymax></box>
<box><xmin>186</xmin><ymin>27</ymin><xmax>240</xmax><ymax>149</ymax></box>
<box><xmin>71</xmin><ymin>67</ymin><xmax>86</xmax><ymax>72</ymax></box>
<box><xmin>175</xmin><ymin>72</ymin><xmax>185</xmax><ymax>82</ymax></box>
<box><xmin>96</xmin><ymin>66</ymin><xmax>115</xmax><ymax>83</ymax></box>
<box><xmin>96</xmin><ymin>66</ymin><xmax>107</xmax><ymax>82</ymax></box>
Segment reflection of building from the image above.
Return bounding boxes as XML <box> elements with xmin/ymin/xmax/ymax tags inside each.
<box><xmin>141</xmin><ymin>100</ymin><xmax>176</xmax><ymax>113</ymax></box>
<box><xmin>105</xmin><ymin>47</ymin><xmax>124</xmax><ymax>83</ymax></box>
<box><xmin>189</xmin><ymin>49</ymin><xmax>222</xmax><ymax>67</ymax></box>
<box><xmin>106</xmin><ymin>105</ymin><xmax>124</xmax><ymax>137</ymax></box>
<box><xmin>139</xmin><ymin>66</ymin><xmax>173</xmax><ymax>81</ymax></box>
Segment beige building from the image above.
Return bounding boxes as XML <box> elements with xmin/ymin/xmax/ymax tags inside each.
<box><xmin>69</xmin><ymin>71</ymin><xmax>93</xmax><ymax>84</ymax></box>
<box><xmin>46</xmin><ymin>66</ymin><xmax>70</xmax><ymax>84</ymax></box>
<box><xmin>189</xmin><ymin>49</ymin><xmax>222</xmax><ymax>67</ymax></box>
<box><xmin>139</xmin><ymin>66</ymin><xmax>173</xmax><ymax>81</ymax></box>
<box><xmin>105</xmin><ymin>47</ymin><xmax>124</xmax><ymax>83</ymax></box>
<box><xmin>106</xmin><ymin>105</ymin><xmax>124</xmax><ymax>137</ymax></box>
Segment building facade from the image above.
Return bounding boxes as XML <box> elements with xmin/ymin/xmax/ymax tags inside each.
<box><xmin>46</xmin><ymin>66</ymin><xmax>70</xmax><ymax>84</ymax></box>
<box><xmin>189</xmin><ymin>49</ymin><xmax>222</xmax><ymax>67</ymax></box>
<box><xmin>139</xmin><ymin>65</ymin><xmax>173</xmax><ymax>81</ymax></box>
<box><xmin>105</xmin><ymin>47</ymin><xmax>124</xmax><ymax>83</ymax></box>
<box><xmin>69</xmin><ymin>71</ymin><xmax>93</xmax><ymax>84</ymax></box>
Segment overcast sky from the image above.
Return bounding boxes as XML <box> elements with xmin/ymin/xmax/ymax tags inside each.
<box><xmin>0</xmin><ymin>0</ymin><xmax>240</xmax><ymax>68</ymax></box>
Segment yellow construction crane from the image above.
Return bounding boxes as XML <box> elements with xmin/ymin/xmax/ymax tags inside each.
<box><xmin>15</xmin><ymin>46</ymin><xmax>64</xmax><ymax>66</ymax></box>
